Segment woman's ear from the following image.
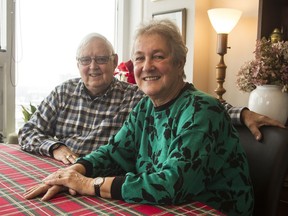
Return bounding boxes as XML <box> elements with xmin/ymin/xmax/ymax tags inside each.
<box><xmin>177</xmin><ymin>59</ymin><xmax>185</xmax><ymax>71</ymax></box>
<box><xmin>175</xmin><ymin>59</ymin><xmax>185</xmax><ymax>78</ymax></box>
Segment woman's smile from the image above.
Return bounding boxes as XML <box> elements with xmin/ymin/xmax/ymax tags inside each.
<box><xmin>143</xmin><ymin>76</ymin><xmax>160</xmax><ymax>81</ymax></box>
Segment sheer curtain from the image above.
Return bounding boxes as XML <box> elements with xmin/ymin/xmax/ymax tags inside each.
<box><xmin>15</xmin><ymin>0</ymin><xmax>117</xmax><ymax>130</ymax></box>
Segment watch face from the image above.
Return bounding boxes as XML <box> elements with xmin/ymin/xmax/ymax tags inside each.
<box><xmin>95</xmin><ymin>177</ymin><xmax>104</xmax><ymax>186</ymax></box>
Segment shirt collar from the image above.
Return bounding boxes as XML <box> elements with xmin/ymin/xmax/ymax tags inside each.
<box><xmin>79</xmin><ymin>78</ymin><xmax>118</xmax><ymax>100</ymax></box>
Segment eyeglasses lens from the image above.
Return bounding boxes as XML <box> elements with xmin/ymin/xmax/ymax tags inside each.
<box><xmin>78</xmin><ymin>56</ymin><xmax>112</xmax><ymax>65</ymax></box>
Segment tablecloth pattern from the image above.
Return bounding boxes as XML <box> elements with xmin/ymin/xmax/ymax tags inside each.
<box><xmin>0</xmin><ymin>143</ymin><xmax>224</xmax><ymax>216</ymax></box>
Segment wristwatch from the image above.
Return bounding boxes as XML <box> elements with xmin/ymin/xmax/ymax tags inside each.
<box><xmin>94</xmin><ymin>177</ymin><xmax>105</xmax><ymax>197</ymax></box>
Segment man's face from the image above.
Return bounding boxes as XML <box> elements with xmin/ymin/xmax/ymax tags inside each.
<box><xmin>77</xmin><ymin>38</ymin><xmax>118</xmax><ymax>96</ymax></box>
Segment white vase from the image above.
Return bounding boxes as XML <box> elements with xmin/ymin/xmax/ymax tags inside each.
<box><xmin>248</xmin><ymin>85</ymin><xmax>288</xmax><ymax>125</ymax></box>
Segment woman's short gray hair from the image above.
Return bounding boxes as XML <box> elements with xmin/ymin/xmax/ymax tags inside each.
<box><xmin>131</xmin><ymin>19</ymin><xmax>188</xmax><ymax>67</ymax></box>
<box><xmin>76</xmin><ymin>33</ymin><xmax>115</xmax><ymax>58</ymax></box>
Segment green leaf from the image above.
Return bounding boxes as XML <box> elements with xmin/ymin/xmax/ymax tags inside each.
<box><xmin>21</xmin><ymin>103</ymin><xmax>37</xmax><ymax>122</ymax></box>
<box><xmin>30</xmin><ymin>103</ymin><xmax>37</xmax><ymax>113</ymax></box>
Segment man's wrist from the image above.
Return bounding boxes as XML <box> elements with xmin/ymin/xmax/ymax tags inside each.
<box><xmin>49</xmin><ymin>143</ymin><xmax>63</xmax><ymax>157</ymax></box>
<box><xmin>240</xmin><ymin>108</ymin><xmax>250</xmax><ymax>125</ymax></box>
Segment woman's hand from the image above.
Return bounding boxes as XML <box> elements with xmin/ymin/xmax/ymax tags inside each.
<box><xmin>23</xmin><ymin>180</ymin><xmax>66</xmax><ymax>201</ymax></box>
<box><xmin>23</xmin><ymin>163</ymin><xmax>88</xmax><ymax>201</ymax></box>
<box><xmin>43</xmin><ymin>169</ymin><xmax>95</xmax><ymax>197</ymax></box>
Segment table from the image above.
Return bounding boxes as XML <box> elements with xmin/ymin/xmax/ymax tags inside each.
<box><xmin>0</xmin><ymin>143</ymin><xmax>224</xmax><ymax>216</ymax></box>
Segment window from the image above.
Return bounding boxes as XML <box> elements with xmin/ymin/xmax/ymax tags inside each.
<box><xmin>15</xmin><ymin>0</ymin><xmax>117</xmax><ymax>130</ymax></box>
<box><xmin>0</xmin><ymin>0</ymin><xmax>7</xmax><ymax>51</ymax></box>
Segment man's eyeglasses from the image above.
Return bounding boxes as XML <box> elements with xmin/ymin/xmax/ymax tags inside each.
<box><xmin>77</xmin><ymin>54</ymin><xmax>115</xmax><ymax>66</ymax></box>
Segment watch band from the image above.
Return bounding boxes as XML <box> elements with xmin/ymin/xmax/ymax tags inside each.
<box><xmin>95</xmin><ymin>185</ymin><xmax>101</xmax><ymax>197</ymax></box>
<box><xmin>94</xmin><ymin>177</ymin><xmax>105</xmax><ymax>197</ymax></box>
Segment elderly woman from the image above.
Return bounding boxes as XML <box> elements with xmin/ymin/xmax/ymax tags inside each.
<box><xmin>24</xmin><ymin>19</ymin><xmax>254</xmax><ymax>215</ymax></box>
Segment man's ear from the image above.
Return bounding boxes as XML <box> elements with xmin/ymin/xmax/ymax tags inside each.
<box><xmin>113</xmin><ymin>54</ymin><xmax>119</xmax><ymax>68</ymax></box>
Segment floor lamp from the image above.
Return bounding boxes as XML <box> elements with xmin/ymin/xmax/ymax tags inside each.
<box><xmin>208</xmin><ymin>8</ymin><xmax>242</xmax><ymax>102</ymax></box>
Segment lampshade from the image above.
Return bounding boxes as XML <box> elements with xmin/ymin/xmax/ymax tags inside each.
<box><xmin>208</xmin><ymin>8</ymin><xmax>242</xmax><ymax>34</ymax></box>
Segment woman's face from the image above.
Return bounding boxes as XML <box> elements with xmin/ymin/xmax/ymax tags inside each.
<box><xmin>77</xmin><ymin>38</ymin><xmax>118</xmax><ymax>96</ymax></box>
<box><xmin>132</xmin><ymin>33</ymin><xmax>184</xmax><ymax>106</ymax></box>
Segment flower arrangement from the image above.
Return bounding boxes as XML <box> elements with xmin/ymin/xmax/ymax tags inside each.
<box><xmin>236</xmin><ymin>37</ymin><xmax>288</xmax><ymax>92</ymax></box>
<box><xmin>114</xmin><ymin>60</ymin><xmax>136</xmax><ymax>84</ymax></box>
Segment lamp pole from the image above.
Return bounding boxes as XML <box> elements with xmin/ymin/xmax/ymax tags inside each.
<box><xmin>215</xmin><ymin>33</ymin><xmax>228</xmax><ymax>102</ymax></box>
<box><xmin>207</xmin><ymin>8</ymin><xmax>242</xmax><ymax>102</ymax></box>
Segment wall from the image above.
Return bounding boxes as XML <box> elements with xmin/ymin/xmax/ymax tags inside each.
<box><xmin>218</xmin><ymin>17</ymin><xmax>258</xmax><ymax>106</ymax></box>
<box><xmin>193</xmin><ymin>0</ymin><xmax>210</xmax><ymax>92</ymax></box>
<box><xmin>206</xmin><ymin>0</ymin><xmax>259</xmax><ymax>106</ymax></box>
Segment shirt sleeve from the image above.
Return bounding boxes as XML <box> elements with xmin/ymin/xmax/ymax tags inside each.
<box><xmin>18</xmin><ymin>88</ymin><xmax>65</xmax><ymax>156</ymax></box>
<box><xmin>221</xmin><ymin>101</ymin><xmax>248</xmax><ymax>125</ymax></box>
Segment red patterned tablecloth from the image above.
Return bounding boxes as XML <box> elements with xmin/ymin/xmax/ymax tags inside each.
<box><xmin>0</xmin><ymin>143</ymin><xmax>224</xmax><ymax>216</ymax></box>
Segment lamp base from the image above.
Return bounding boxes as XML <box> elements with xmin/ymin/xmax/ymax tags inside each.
<box><xmin>215</xmin><ymin>55</ymin><xmax>227</xmax><ymax>102</ymax></box>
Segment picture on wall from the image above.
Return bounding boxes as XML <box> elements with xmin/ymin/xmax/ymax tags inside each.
<box><xmin>153</xmin><ymin>8</ymin><xmax>187</xmax><ymax>43</ymax></box>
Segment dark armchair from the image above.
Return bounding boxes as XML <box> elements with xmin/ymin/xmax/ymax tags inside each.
<box><xmin>235</xmin><ymin>125</ymin><xmax>288</xmax><ymax>216</ymax></box>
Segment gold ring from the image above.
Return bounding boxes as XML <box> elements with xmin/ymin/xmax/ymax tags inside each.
<box><xmin>66</xmin><ymin>155</ymin><xmax>72</xmax><ymax>159</ymax></box>
<box><xmin>58</xmin><ymin>174</ymin><xmax>61</xmax><ymax>179</ymax></box>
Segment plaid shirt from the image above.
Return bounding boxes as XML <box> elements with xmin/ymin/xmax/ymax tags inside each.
<box><xmin>18</xmin><ymin>78</ymin><xmax>144</xmax><ymax>156</ymax></box>
<box><xmin>222</xmin><ymin>102</ymin><xmax>245</xmax><ymax>125</ymax></box>
<box><xmin>18</xmin><ymin>78</ymin><xmax>245</xmax><ymax>157</ymax></box>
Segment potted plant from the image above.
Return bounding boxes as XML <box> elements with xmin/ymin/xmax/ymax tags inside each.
<box><xmin>7</xmin><ymin>103</ymin><xmax>37</xmax><ymax>144</ymax></box>
<box><xmin>236</xmin><ymin>37</ymin><xmax>288</xmax><ymax>124</ymax></box>
<box><xmin>21</xmin><ymin>103</ymin><xmax>37</xmax><ymax>122</ymax></box>
<box><xmin>236</xmin><ymin>37</ymin><xmax>288</xmax><ymax>93</ymax></box>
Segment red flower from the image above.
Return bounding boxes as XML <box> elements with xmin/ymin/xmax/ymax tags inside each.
<box><xmin>115</xmin><ymin>60</ymin><xmax>136</xmax><ymax>84</ymax></box>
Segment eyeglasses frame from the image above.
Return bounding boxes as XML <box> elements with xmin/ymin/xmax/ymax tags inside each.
<box><xmin>77</xmin><ymin>54</ymin><xmax>116</xmax><ymax>66</ymax></box>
